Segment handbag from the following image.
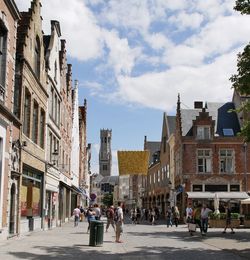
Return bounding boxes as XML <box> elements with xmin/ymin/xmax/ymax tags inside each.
<box><xmin>188</xmin><ymin>223</ymin><xmax>196</xmax><ymax>232</ymax></box>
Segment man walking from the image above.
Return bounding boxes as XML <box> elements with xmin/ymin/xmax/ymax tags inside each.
<box><xmin>73</xmin><ymin>205</ymin><xmax>81</xmax><ymax>227</ymax></box>
<box><xmin>115</xmin><ymin>201</ymin><xmax>124</xmax><ymax>243</ymax></box>
<box><xmin>200</xmin><ymin>204</ymin><xmax>212</xmax><ymax>236</ymax></box>
<box><xmin>106</xmin><ymin>205</ymin><xmax>115</xmax><ymax>232</ymax></box>
<box><xmin>222</xmin><ymin>204</ymin><xmax>235</xmax><ymax>234</ymax></box>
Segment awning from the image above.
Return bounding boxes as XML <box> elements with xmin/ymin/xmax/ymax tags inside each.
<box><xmin>241</xmin><ymin>198</ymin><xmax>250</xmax><ymax>204</ymax></box>
<box><xmin>187</xmin><ymin>192</ymin><xmax>249</xmax><ymax>200</ymax></box>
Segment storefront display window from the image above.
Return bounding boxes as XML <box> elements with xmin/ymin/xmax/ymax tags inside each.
<box><xmin>21</xmin><ymin>167</ymin><xmax>42</xmax><ymax>217</ymax></box>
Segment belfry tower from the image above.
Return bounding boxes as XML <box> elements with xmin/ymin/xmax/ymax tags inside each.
<box><xmin>99</xmin><ymin>129</ymin><xmax>112</xmax><ymax>176</ymax></box>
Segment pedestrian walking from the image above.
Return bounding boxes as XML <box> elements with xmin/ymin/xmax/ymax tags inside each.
<box><xmin>193</xmin><ymin>204</ymin><xmax>202</xmax><ymax>234</ymax></box>
<box><xmin>166</xmin><ymin>206</ymin><xmax>173</xmax><ymax>227</ymax></box>
<box><xmin>200</xmin><ymin>204</ymin><xmax>212</xmax><ymax>236</ymax></box>
<box><xmin>173</xmin><ymin>206</ymin><xmax>180</xmax><ymax>227</ymax></box>
<box><xmin>106</xmin><ymin>205</ymin><xmax>115</xmax><ymax>232</ymax></box>
<box><xmin>222</xmin><ymin>203</ymin><xmax>235</xmax><ymax>234</ymax></box>
<box><xmin>73</xmin><ymin>205</ymin><xmax>81</xmax><ymax>227</ymax></box>
<box><xmin>79</xmin><ymin>206</ymin><xmax>84</xmax><ymax>222</ymax></box>
<box><xmin>115</xmin><ymin>201</ymin><xmax>124</xmax><ymax>243</ymax></box>
<box><xmin>186</xmin><ymin>203</ymin><xmax>193</xmax><ymax>223</ymax></box>
<box><xmin>86</xmin><ymin>207</ymin><xmax>96</xmax><ymax>233</ymax></box>
<box><xmin>93</xmin><ymin>204</ymin><xmax>101</xmax><ymax>220</ymax></box>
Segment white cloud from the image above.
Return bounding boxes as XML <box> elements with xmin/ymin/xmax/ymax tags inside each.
<box><xmin>15</xmin><ymin>0</ymin><xmax>250</xmax><ymax>114</ymax></box>
<box><xmin>103</xmin><ymin>30</ymin><xmax>142</xmax><ymax>76</ymax></box>
<box><xmin>16</xmin><ymin>0</ymin><xmax>103</xmax><ymax>61</ymax></box>
<box><xmin>116</xmin><ymin>49</ymin><xmax>238</xmax><ymax>111</ymax></box>
<box><xmin>186</xmin><ymin>15</ymin><xmax>250</xmax><ymax>57</ymax></box>
<box><xmin>168</xmin><ymin>11</ymin><xmax>204</xmax><ymax>31</ymax></box>
<box><xmin>163</xmin><ymin>45</ymin><xmax>204</xmax><ymax>67</ymax></box>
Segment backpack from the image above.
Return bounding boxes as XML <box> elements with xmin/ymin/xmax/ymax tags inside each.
<box><xmin>114</xmin><ymin>209</ymin><xmax>119</xmax><ymax>222</ymax></box>
<box><xmin>106</xmin><ymin>209</ymin><xmax>111</xmax><ymax>218</ymax></box>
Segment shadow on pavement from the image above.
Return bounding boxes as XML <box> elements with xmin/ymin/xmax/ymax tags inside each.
<box><xmin>7</xmin><ymin>244</ymin><xmax>250</xmax><ymax>260</ymax></box>
<box><xmin>125</xmin><ymin>229</ymin><xmax>250</xmax><ymax>243</ymax></box>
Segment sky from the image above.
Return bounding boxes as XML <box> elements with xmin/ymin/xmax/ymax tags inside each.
<box><xmin>15</xmin><ymin>0</ymin><xmax>250</xmax><ymax>176</ymax></box>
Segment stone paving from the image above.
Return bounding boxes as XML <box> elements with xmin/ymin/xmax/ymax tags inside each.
<box><xmin>0</xmin><ymin>217</ymin><xmax>250</xmax><ymax>260</ymax></box>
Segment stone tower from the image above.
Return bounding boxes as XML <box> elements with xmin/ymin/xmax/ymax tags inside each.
<box><xmin>99</xmin><ymin>129</ymin><xmax>112</xmax><ymax>176</ymax></box>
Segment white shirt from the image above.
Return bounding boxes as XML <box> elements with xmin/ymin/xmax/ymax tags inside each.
<box><xmin>201</xmin><ymin>208</ymin><xmax>212</xmax><ymax>219</ymax></box>
<box><xmin>117</xmin><ymin>207</ymin><xmax>123</xmax><ymax>222</ymax></box>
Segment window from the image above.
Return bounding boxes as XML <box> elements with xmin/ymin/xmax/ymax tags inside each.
<box><xmin>220</xmin><ymin>149</ymin><xmax>234</xmax><ymax>173</ymax></box>
<box><xmin>0</xmin><ymin>22</ymin><xmax>7</xmax><ymax>101</ymax></box>
<box><xmin>23</xmin><ymin>89</ymin><xmax>31</xmax><ymax>137</ymax></box>
<box><xmin>157</xmin><ymin>170</ymin><xmax>160</xmax><ymax>182</ymax></box>
<box><xmin>197</xmin><ymin>126</ymin><xmax>210</xmax><ymax>140</ymax></box>
<box><xmin>54</xmin><ymin>61</ymin><xmax>57</xmax><ymax>82</ymax></box>
<box><xmin>103</xmin><ymin>164</ymin><xmax>107</xmax><ymax>171</ymax></box>
<box><xmin>197</xmin><ymin>149</ymin><xmax>212</xmax><ymax>173</ymax></box>
<box><xmin>40</xmin><ymin>109</ymin><xmax>45</xmax><ymax>148</ymax></box>
<box><xmin>193</xmin><ymin>185</ymin><xmax>202</xmax><ymax>192</ymax></box>
<box><xmin>34</xmin><ymin>36</ymin><xmax>40</xmax><ymax>78</ymax></box>
<box><xmin>32</xmin><ymin>101</ymin><xmax>39</xmax><ymax>143</ymax></box>
<box><xmin>223</xmin><ymin>128</ymin><xmax>234</xmax><ymax>136</ymax></box>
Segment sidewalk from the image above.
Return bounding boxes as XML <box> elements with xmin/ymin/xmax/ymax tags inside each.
<box><xmin>0</xmin><ymin>218</ymin><xmax>250</xmax><ymax>259</ymax></box>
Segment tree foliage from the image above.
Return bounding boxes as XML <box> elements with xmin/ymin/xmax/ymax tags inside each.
<box><xmin>102</xmin><ymin>193</ymin><xmax>113</xmax><ymax>207</ymax></box>
<box><xmin>234</xmin><ymin>0</ymin><xmax>250</xmax><ymax>14</ymax></box>
<box><xmin>230</xmin><ymin>1</ymin><xmax>250</xmax><ymax>141</ymax></box>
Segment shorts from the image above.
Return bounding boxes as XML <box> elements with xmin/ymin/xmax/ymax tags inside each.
<box><xmin>116</xmin><ymin>222</ymin><xmax>123</xmax><ymax>233</ymax></box>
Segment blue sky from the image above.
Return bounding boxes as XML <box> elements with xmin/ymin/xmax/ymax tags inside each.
<box><xmin>16</xmin><ymin>0</ymin><xmax>250</xmax><ymax>175</ymax></box>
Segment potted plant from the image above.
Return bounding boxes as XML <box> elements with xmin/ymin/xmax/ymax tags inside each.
<box><xmin>209</xmin><ymin>212</ymin><xmax>240</xmax><ymax>228</ymax></box>
<box><xmin>244</xmin><ymin>215</ymin><xmax>250</xmax><ymax>227</ymax></box>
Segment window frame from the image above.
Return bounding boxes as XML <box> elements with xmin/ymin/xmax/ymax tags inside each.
<box><xmin>197</xmin><ymin>149</ymin><xmax>212</xmax><ymax>173</ymax></box>
<box><xmin>219</xmin><ymin>149</ymin><xmax>234</xmax><ymax>174</ymax></box>
<box><xmin>197</xmin><ymin>126</ymin><xmax>211</xmax><ymax>140</ymax></box>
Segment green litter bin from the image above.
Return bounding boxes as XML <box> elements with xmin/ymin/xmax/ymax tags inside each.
<box><xmin>89</xmin><ymin>220</ymin><xmax>104</xmax><ymax>246</ymax></box>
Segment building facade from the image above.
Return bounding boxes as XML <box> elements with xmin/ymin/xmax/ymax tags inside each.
<box><xmin>0</xmin><ymin>0</ymin><xmax>20</xmax><ymax>240</ymax></box>
<box><xmin>99</xmin><ymin>129</ymin><xmax>112</xmax><ymax>177</ymax></box>
<box><xmin>43</xmin><ymin>20</ymin><xmax>62</xmax><ymax>230</ymax></box>
<box><xmin>15</xmin><ymin>0</ymin><xmax>48</xmax><ymax>234</ymax></box>
<box><xmin>174</xmin><ymin>97</ymin><xmax>250</xmax><ymax>216</ymax></box>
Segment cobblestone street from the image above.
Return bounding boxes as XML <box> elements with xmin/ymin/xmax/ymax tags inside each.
<box><xmin>0</xmin><ymin>217</ymin><xmax>250</xmax><ymax>260</ymax></box>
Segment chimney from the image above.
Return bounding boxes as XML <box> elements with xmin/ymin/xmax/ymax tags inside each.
<box><xmin>194</xmin><ymin>101</ymin><xmax>203</xmax><ymax>109</ymax></box>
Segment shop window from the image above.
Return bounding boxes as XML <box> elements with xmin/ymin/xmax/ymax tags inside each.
<box><xmin>193</xmin><ymin>185</ymin><xmax>202</xmax><ymax>191</ymax></box>
<box><xmin>205</xmin><ymin>185</ymin><xmax>227</xmax><ymax>192</ymax></box>
<box><xmin>230</xmin><ymin>185</ymin><xmax>240</xmax><ymax>191</ymax></box>
<box><xmin>21</xmin><ymin>168</ymin><xmax>42</xmax><ymax>217</ymax></box>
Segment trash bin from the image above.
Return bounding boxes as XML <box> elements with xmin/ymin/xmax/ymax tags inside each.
<box><xmin>89</xmin><ymin>220</ymin><xmax>104</xmax><ymax>246</ymax></box>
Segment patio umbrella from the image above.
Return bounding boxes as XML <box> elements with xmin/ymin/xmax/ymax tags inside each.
<box><xmin>214</xmin><ymin>193</ymin><xmax>220</xmax><ymax>214</ymax></box>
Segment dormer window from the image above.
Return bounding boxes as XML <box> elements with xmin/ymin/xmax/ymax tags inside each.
<box><xmin>197</xmin><ymin>126</ymin><xmax>210</xmax><ymax>140</ymax></box>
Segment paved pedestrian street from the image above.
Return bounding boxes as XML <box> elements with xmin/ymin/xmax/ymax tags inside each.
<box><xmin>0</xmin><ymin>218</ymin><xmax>250</xmax><ymax>260</ymax></box>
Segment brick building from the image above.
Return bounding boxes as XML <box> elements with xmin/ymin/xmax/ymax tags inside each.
<box><xmin>143</xmin><ymin>113</ymin><xmax>175</xmax><ymax>215</ymax></box>
<box><xmin>14</xmin><ymin>0</ymin><xmax>48</xmax><ymax>234</ymax></box>
<box><xmin>0</xmin><ymin>0</ymin><xmax>20</xmax><ymax>240</ymax></box>
<box><xmin>174</xmin><ymin>96</ymin><xmax>250</xmax><ymax>216</ymax></box>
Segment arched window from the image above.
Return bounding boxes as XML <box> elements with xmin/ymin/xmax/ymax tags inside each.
<box><xmin>34</xmin><ymin>36</ymin><xmax>40</xmax><ymax>79</ymax></box>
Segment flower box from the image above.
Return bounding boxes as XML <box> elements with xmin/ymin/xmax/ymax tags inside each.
<box><xmin>209</xmin><ymin>219</ymin><xmax>240</xmax><ymax>228</ymax></box>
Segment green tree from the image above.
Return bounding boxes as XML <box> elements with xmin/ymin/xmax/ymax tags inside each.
<box><xmin>234</xmin><ymin>0</ymin><xmax>250</xmax><ymax>14</ymax></box>
<box><xmin>230</xmin><ymin>1</ymin><xmax>250</xmax><ymax>141</ymax></box>
<box><xmin>102</xmin><ymin>193</ymin><xmax>113</xmax><ymax>207</ymax></box>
